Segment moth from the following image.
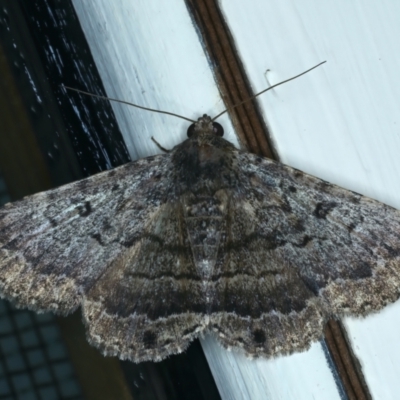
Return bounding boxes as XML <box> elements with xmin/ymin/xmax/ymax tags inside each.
<box><xmin>1</xmin><ymin>65</ymin><xmax>400</xmax><ymax>363</ymax></box>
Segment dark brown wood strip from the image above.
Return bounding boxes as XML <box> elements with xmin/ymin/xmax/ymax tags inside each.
<box><xmin>185</xmin><ymin>0</ymin><xmax>275</xmax><ymax>158</ymax></box>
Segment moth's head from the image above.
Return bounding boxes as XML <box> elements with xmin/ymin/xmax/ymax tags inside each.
<box><xmin>187</xmin><ymin>114</ymin><xmax>224</xmax><ymax>138</ymax></box>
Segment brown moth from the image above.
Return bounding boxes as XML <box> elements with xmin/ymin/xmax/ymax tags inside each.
<box><xmin>1</xmin><ymin>63</ymin><xmax>400</xmax><ymax>363</ymax></box>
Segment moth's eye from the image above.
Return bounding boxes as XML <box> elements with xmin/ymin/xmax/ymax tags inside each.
<box><xmin>187</xmin><ymin>124</ymin><xmax>196</xmax><ymax>138</ymax></box>
<box><xmin>213</xmin><ymin>122</ymin><xmax>224</xmax><ymax>137</ymax></box>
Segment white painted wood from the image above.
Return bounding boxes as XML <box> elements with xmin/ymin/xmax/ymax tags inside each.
<box><xmin>202</xmin><ymin>338</ymin><xmax>341</xmax><ymax>400</ymax></box>
<box><xmin>73</xmin><ymin>0</ymin><xmax>236</xmax><ymax>161</ymax></box>
<box><xmin>72</xmin><ymin>1</ymin><xmax>344</xmax><ymax>399</ymax></box>
<box><xmin>220</xmin><ymin>0</ymin><xmax>400</xmax><ymax>398</ymax></box>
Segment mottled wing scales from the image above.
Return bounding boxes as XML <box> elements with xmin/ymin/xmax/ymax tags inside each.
<box><xmin>84</xmin><ymin>201</ymin><xmax>207</xmax><ymax>362</ymax></box>
<box><xmin>0</xmin><ymin>155</ymin><xmax>171</xmax><ymax>314</ymax></box>
<box><xmin>208</xmin><ymin>152</ymin><xmax>400</xmax><ymax>358</ymax></box>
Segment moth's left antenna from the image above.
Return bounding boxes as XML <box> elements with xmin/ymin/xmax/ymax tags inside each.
<box><xmin>62</xmin><ymin>85</ymin><xmax>195</xmax><ymax>123</ymax></box>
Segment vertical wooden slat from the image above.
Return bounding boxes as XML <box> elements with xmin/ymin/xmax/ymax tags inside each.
<box><xmin>185</xmin><ymin>0</ymin><xmax>274</xmax><ymax>158</ymax></box>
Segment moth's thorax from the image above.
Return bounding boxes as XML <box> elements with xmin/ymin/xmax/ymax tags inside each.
<box><xmin>171</xmin><ymin>132</ymin><xmax>238</xmax><ymax>195</ymax></box>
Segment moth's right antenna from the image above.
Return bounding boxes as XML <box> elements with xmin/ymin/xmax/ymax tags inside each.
<box><xmin>212</xmin><ymin>61</ymin><xmax>326</xmax><ymax>121</ymax></box>
<box><xmin>62</xmin><ymin>85</ymin><xmax>196</xmax><ymax>124</ymax></box>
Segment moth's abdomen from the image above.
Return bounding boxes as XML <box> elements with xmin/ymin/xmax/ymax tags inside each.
<box><xmin>183</xmin><ymin>192</ymin><xmax>228</xmax><ymax>280</ymax></box>
<box><xmin>185</xmin><ymin>217</ymin><xmax>223</xmax><ymax>279</ymax></box>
